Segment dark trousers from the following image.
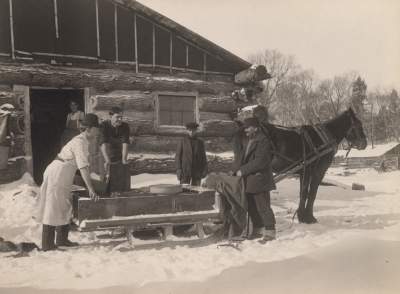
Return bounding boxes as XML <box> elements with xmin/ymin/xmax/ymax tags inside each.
<box><xmin>107</xmin><ymin>163</ymin><xmax>130</xmax><ymax>195</ymax></box>
<box><xmin>180</xmin><ymin>177</ymin><xmax>201</xmax><ymax>186</ymax></box>
<box><xmin>247</xmin><ymin>191</ymin><xmax>276</xmax><ymax>230</ymax></box>
<box><xmin>42</xmin><ymin>224</ymin><xmax>71</xmax><ymax>251</ymax></box>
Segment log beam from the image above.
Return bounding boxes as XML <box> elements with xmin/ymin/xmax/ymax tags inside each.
<box><xmin>129</xmin><ymin>153</ymin><xmax>233</xmax><ymax>175</ymax></box>
<box><xmin>131</xmin><ymin>135</ymin><xmax>232</xmax><ymax>153</ymax></box>
<box><xmin>234</xmin><ymin>65</ymin><xmax>271</xmax><ymax>85</ymax></box>
<box><xmin>91</xmin><ymin>92</ymin><xmax>154</xmax><ymax>111</ymax></box>
<box><xmin>91</xmin><ymin>92</ymin><xmax>244</xmax><ymax>114</ymax></box>
<box><xmin>0</xmin><ymin>63</ymin><xmax>237</xmax><ymax>94</ymax></box>
<box><xmin>93</xmin><ymin>110</ymin><xmax>237</xmax><ymax>137</ymax></box>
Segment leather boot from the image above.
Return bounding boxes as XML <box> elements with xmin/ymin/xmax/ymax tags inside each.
<box><xmin>42</xmin><ymin>225</ymin><xmax>57</xmax><ymax>251</ymax></box>
<box><xmin>56</xmin><ymin>224</ymin><xmax>79</xmax><ymax>247</ymax></box>
<box><xmin>258</xmin><ymin>229</ymin><xmax>276</xmax><ymax>244</ymax></box>
<box><xmin>248</xmin><ymin>227</ymin><xmax>264</xmax><ymax>240</ymax></box>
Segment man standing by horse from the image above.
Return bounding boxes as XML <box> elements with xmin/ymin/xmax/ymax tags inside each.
<box><xmin>233</xmin><ymin>117</ymin><xmax>276</xmax><ymax>242</ymax></box>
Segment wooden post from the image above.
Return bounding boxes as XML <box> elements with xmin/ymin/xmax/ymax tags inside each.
<box><xmin>16</xmin><ymin>86</ymin><xmax>33</xmax><ymax>175</ymax></box>
<box><xmin>196</xmin><ymin>223</ymin><xmax>205</xmax><ymax>239</ymax></box>
<box><xmin>9</xmin><ymin>0</ymin><xmax>15</xmax><ymax>59</ymax></box>
<box><xmin>53</xmin><ymin>0</ymin><xmax>59</xmax><ymax>39</ymax></box>
<box><xmin>126</xmin><ymin>227</ymin><xmax>135</xmax><ymax>247</ymax></box>
<box><xmin>169</xmin><ymin>33</ymin><xmax>173</xmax><ymax>73</ymax></box>
<box><xmin>134</xmin><ymin>13</ymin><xmax>138</xmax><ymax>73</ymax></box>
<box><xmin>163</xmin><ymin>225</ymin><xmax>173</xmax><ymax>240</ymax></box>
<box><xmin>185</xmin><ymin>45</ymin><xmax>189</xmax><ymax>67</ymax></box>
<box><xmin>203</xmin><ymin>52</ymin><xmax>207</xmax><ymax>77</ymax></box>
<box><xmin>95</xmin><ymin>0</ymin><xmax>100</xmax><ymax>57</ymax></box>
<box><xmin>152</xmin><ymin>24</ymin><xmax>155</xmax><ymax>69</ymax></box>
<box><xmin>84</xmin><ymin>87</ymin><xmax>92</xmax><ymax>113</ymax></box>
<box><xmin>114</xmin><ymin>4</ymin><xmax>118</xmax><ymax>62</ymax></box>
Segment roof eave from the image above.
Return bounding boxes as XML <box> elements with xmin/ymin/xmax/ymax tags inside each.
<box><xmin>116</xmin><ymin>0</ymin><xmax>251</xmax><ymax>72</ymax></box>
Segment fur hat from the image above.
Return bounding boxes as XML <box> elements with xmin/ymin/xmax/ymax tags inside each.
<box><xmin>185</xmin><ymin>122</ymin><xmax>199</xmax><ymax>130</ymax></box>
<box><xmin>109</xmin><ymin>106</ymin><xmax>123</xmax><ymax>115</ymax></box>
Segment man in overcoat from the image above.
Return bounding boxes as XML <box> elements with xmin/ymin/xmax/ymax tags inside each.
<box><xmin>175</xmin><ymin>122</ymin><xmax>208</xmax><ymax>186</ymax></box>
<box><xmin>233</xmin><ymin>117</ymin><xmax>276</xmax><ymax>242</ymax></box>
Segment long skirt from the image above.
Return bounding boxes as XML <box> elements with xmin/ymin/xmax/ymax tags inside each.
<box><xmin>36</xmin><ymin>160</ymin><xmax>76</xmax><ymax>226</ymax></box>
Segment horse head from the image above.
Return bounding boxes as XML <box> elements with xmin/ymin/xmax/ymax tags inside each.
<box><xmin>344</xmin><ymin>107</ymin><xmax>367</xmax><ymax>150</ymax></box>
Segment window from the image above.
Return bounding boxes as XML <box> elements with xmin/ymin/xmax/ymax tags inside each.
<box><xmin>157</xmin><ymin>93</ymin><xmax>198</xmax><ymax>127</ymax></box>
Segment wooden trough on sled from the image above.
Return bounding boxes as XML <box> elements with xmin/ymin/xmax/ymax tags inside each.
<box><xmin>72</xmin><ymin>184</ymin><xmax>221</xmax><ymax>245</ymax></box>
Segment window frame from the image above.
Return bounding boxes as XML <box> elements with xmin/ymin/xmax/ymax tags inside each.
<box><xmin>155</xmin><ymin>91</ymin><xmax>199</xmax><ymax>129</ymax></box>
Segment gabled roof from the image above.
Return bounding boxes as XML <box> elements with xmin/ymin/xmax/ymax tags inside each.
<box><xmin>336</xmin><ymin>142</ymin><xmax>400</xmax><ymax>158</ymax></box>
<box><xmin>116</xmin><ymin>0</ymin><xmax>251</xmax><ymax>72</ymax></box>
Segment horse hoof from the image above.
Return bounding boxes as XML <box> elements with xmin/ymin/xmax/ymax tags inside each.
<box><xmin>304</xmin><ymin>216</ymin><xmax>318</xmax><ymax>224</ymax></box>
<box><xmin>297</xmin><ymin>210</ymin><xmax>305</xmax><ymax>223</ymax></box>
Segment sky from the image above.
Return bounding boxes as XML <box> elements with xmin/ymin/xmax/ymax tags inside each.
<box><xmin>139</xmin><ymin>0</ymin><xmax>400</xmax><ymax>91</ymax></box>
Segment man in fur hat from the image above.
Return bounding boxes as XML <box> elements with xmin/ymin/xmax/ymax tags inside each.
<box><xmin>175</xmin><ymin>122</ymin><xmax>208</xmax><ymax>186</ymax></box>
<box><xmin>232</xmin><ymin>117</ymin><xmax>276</xmax><ymax>242</ymax></box>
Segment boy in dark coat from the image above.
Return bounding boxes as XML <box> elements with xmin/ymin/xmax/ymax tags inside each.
<box><xmin>232</xmin><ymin>117</ymin><xmax>276</xmax><ymax>242</ymax></box>
<box><xmin>175</xmin><ymin>122</ymin><xmax>208</xmax><ymax>186</ymax></box>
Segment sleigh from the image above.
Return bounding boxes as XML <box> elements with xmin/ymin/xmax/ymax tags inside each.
<box><xmin>72</xmin><ymin>185</ymin><xmax>221</xmax><ymax>245</ymax></box>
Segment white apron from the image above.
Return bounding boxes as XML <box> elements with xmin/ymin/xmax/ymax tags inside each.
<box><xmin>36</xmin><ymin>158</ymin><xmax>77</xmax><ymax>226</ymax></box>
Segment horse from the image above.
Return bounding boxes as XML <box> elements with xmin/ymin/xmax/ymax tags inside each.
<box><xmin>243</xmin><ymin>106</ymin><xmax>368</xmax><ymax>224</ymax></box>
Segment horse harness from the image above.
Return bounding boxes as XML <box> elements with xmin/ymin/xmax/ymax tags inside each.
<box><xmin>261</xmin><ymin>124</ymin><xmax>338</xmax><ymax>183</ymax></box>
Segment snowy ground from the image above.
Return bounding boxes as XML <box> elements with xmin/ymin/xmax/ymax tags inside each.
<box><xmin>1</xmin><ymin>166</ymin><xmax>400</xmax><ymax>293</ymax></box>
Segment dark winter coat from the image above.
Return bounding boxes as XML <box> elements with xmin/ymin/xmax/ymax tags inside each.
<box><xmin>233</xmin><ymin>131</ymin><xmax>276</xmax><ymax>193</ymax></box>
<box><xmin>175</xmin><ymin>136</ymin><xmax>208</xmax><ymax>180</ymax></box>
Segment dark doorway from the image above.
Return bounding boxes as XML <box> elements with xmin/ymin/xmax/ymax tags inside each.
<box><xmin>30</xmin><ymin>88</ymin><xmax>84</xmax><ymax>185</ymax></box>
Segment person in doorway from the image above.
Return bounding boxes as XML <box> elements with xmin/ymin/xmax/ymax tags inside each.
<box><xmin>37</xmin><ymin>113</ymin><xmax>100</xmax><ymax>251</ymax></box>
<box><xmin>60</xmin><ymin>100</ymin><xmax>85</xmax><ymax>146</ymax></box>
<box><xmin>232</xmin><ymin>117</ymin><xmax>276</xmax><ymax>243</ymax></box>
<box><xmin>99</xmin><ymin>106</ymin><xmax>131</xmax><ymax>195</ymax></box>
<box><xmin>175</xmin><ymin>122</ymin><xmax>208</xmax><ymax>186</ymax></box>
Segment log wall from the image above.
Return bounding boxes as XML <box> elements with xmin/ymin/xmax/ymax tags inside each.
<box><xmin>89</xmin><ymin>89</ymin><xmax>243</xmax><ymax>138</ymax></box>
<box><xmin>129</xmin><ymin>153</ymin><xmax>233</xmax><ymax>175</ymax></box>
<box><xmin>0</xmin><ymin>61</ymin><xmax>251</xmax><ymax>182</ymax></box>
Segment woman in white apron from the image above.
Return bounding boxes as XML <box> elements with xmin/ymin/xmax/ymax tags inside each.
<box><xmin>60</xmin><ymin>100</ymin><xmax>85</xmax><ymax>146</ymax></box>
<box><xmin>37</xmin><ymin>113</ymin><xmax>100</xmax><ymax>251</ymax></box>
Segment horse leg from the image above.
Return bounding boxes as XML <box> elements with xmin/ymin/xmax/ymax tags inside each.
<box><xmin>304</xmin><ymin>161</ymin><xmax>331</xmax><ymax>224</ymax></box>
<box><xmin>297</xmin><ymin>170</ymin><xmax>311</xmax><ymax>223</ymax></box>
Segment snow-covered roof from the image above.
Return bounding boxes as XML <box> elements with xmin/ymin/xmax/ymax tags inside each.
<box><xmin>336</xmin><ymin>142</ymin><xmax>400</xmax><ymax>158</ymax></box>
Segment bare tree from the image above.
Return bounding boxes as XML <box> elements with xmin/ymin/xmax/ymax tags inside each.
<box><xmin>272</xmin><ymin>69</ymin><xmax>316</xmax><ymax>125</ymax></box>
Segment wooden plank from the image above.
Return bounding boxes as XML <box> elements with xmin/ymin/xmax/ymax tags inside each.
<box><xmin>80</xmin><ymin>211</ymin><xmax>221</xmax><ymax>230</ymax></box>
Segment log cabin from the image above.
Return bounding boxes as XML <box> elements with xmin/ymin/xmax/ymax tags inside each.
<box><xmin>0</xmin><ymin>0</ymin><xmax>270</xmax><ymax>185</ymax></box>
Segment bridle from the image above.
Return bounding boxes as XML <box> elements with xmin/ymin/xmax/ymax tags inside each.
<box><xmin>344</xmin><ymin>110</ymin><xmax>365</xmax><ymax>155</ymax></box>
